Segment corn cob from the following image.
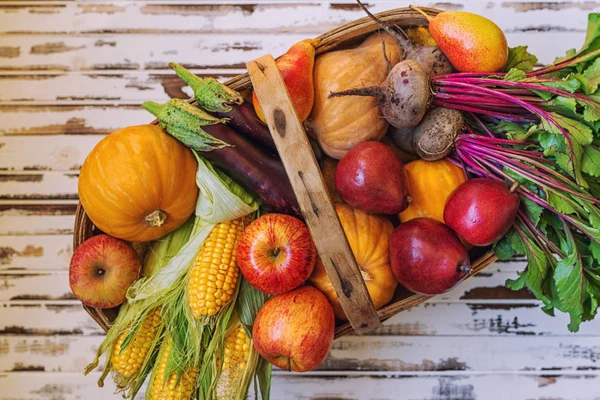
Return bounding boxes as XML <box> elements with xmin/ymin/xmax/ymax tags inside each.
<box><xmin>215</xmin><ymin>324</ymin><xmax>251</xmax><ymax>400</ymax></box>
<box><xmin>147</xmin><ymin>337</ymin><xmax>198</xmax><ymax>400</ymax></box>
<box><xmin>110</xmin><ymin>307</ymin><xmax>162</xmax><ymax>378</ymax></box>
<box><xmin>188</xmin><ymin>218</ymin><xmax>247</xmax><ymax>318</ymax></box>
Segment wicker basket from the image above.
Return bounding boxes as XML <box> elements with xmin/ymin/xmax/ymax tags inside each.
<box><xmin>73</xmin><ymin>7</ymin><xmax>499</xmax><ymax>339</ymax></box>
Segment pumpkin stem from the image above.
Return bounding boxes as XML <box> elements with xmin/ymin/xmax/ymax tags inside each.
<box><xmin>145</xmin><ymin>210</ymin><xmax>167</xmax><ymax>227</ymax></box>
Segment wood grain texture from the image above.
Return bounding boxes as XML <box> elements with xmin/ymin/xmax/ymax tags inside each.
<box><xmin>2</xmin><ymin>372</ymin><xmax>600</xmax><ymax>400</ymax></box>
<box><xmin>1</xmin><ymin>1</ymin><xmax>598</xmax><ymax>36</ymax></box>
<box><xmin>0</xmin><ymin>235</ymin><xmax>72</xmax><ymax>270</ymax></box>
<box><xmin>0</xmin><ymin>31</ymin><xmax>588</xmax><ymax>73</ymax></box>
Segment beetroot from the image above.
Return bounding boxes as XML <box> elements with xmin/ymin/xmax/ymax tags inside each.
<box><xmin>329</xmin><ymin>60</ymin><xmax>431</xmax><ymax>129</ymax></box>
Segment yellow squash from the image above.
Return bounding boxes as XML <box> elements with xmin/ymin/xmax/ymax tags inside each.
<box><xmin>78</xmin><ymin>125</ymin><xmax>198</xmax><ymax>242</ymax></box>
<box><xmin>309</xmin><ymin>33</ymin><xmax>402</xmax><ymax>159</ymax></box>
<box><xmin>400</xmin><ymin>159</ymin><xmax>467</xmax><ymax>223</ymax></box>
<box><xmin>309</xmin><ymin>204</ymin><xmax>397</xmax><ymax>320</ymax></box>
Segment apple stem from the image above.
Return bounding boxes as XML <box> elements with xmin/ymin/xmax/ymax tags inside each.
<box><xmin>509</xmin><ymin>180</ymin><xmax>520</xmax><ymax>193</ymax></box>
<box><xmin>410</xmin><ymin>5</ymin><xmax>434</xmax><ymax>22</ymax></box>
<box><xmin>458</xmin><ymin>264</ymin><xmax>472</xmax><ymax>274</ymax></box>
<box><xmin>145</xmin><ymin>209</ymin><xmax>167</xmax><ymax>227</ymax></box>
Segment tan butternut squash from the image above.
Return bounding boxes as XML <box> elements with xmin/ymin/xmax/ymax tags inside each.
<box><xmin>309</xmin><ymin>33</ymin><xmax>402</xmax><ymax>159</ymax></box>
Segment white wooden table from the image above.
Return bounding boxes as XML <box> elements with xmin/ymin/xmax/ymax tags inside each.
<box><xmin>2</xmin><ymin>1</ymin><xmax>600</xmax><ymax>399</ymax></box>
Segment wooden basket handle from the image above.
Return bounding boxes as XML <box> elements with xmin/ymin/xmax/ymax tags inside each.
<box><xmin>247</xmin><ymin>55</ymin><xmax>381</xmax><ymax>334</ymax></box>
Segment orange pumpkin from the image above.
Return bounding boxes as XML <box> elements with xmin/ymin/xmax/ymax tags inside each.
<box><xmin>78</xmin><ymin>125</ymin><xmax>198</xmax><ymax>242</ymax></box>
<box><xmin>309</xmin><ymin>204</ymin><xmax>397</xmax><ymax>320</ymax></box>
<box><xmin>400</xmin><ymin>159</ymin><xmax>467</xmax><ymax>223</ymax></box>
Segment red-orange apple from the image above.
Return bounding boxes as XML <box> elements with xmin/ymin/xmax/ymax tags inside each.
<box><xmin>236</xmin><ymin>213</ymin><xmax>316</xmax><ymax>294</ymax></box>
<box><xmin>69</xmin><ymin>234</ymin><xmax>141</xmax><ymax>308</ymax></box>
<box><xmin>252</xmin><ymin>286</ymin><xmax>335</xmax><ymax>372</ymax></box>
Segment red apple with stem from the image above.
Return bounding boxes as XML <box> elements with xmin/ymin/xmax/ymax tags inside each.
<box><xmin>236</xmin><ymin>213</ymin><xmax>316</xmax><ymax>294</ymax></box>
<box><xmin>253</xmin><ymin>285</ymin><xmax>335</xmax><ymax>372</ymax></box>
<box><xmin>69</xmin><ymin>234</ymin><xmax>141</xmax><ymax>308</ymax></box>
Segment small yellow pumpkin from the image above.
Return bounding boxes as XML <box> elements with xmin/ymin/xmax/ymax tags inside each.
<box><xmin>78</xmin><ymin>125</ymin><xmax>198</xmax><ymax>242</ymax></box>
<box><xmin>399</xmin><ymin>159</ymin><xmax>467</xmax><ymax>223</ymax></box>
<box><xmin>309</xmin><ymin>204</ymin><xmax>397</xmax><ymax>320</ymax></box>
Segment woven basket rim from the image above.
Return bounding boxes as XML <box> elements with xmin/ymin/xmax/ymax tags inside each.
<box><xmin>72</xmin><ymin>6</ymin><xmax>499</xmax><ymax>337</ymax></box>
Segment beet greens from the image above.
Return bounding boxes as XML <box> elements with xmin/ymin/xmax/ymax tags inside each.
<box><xmin>433</xmin><ymin>15</ymin><xmax>600</xmax><ymax>330</ymax></box>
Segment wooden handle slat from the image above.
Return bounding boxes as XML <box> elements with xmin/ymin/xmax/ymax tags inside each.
<box><xmin>247</xmin><ymin>55</ymin><xmax>381</xmax><ymax>334</ymax></box>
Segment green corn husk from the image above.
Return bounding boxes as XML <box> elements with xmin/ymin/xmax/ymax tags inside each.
<box><xmin>83</xmin><ymin>217</ymin><xmax>195</xmax><ymax>397</ymax></box>
<box><xmin>169</xmin><ymin>62</ymin><xmax>243</xmax><ymax>113</ymax></box>
<box><xmin>206</xmin><ymin>279</ymin><xmax>271</xmax><ymax>400</ymax></box>
<box><xmin>142</xmin><ymin>98</ymin><xmax>230</xmax><ymax>152</ymax></box>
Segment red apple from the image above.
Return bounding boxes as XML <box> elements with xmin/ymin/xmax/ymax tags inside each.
<box><xmin>444</xmin><ymin>178</ymin><xmax>520</xmax><ymax>246</ymax></box>
<box><xmin>69</xmin><ymin>234</ymin><xmax>141</xmax><ymax>308</ymax></box>
<box><xmin>236</xmin><ymin>213</ymin><xmax>316</xmax><ymax>294</ymax></box>
<box><xmin>335</xmin><ymin>141</ymin><xmax>408</xmax><ymax>214</ymax></box>
<box><xmin>253</xmin><ymin>286</ymin><xmax>335</xmax><ymax>372</ymax></box>
<box><xmin>389</xmin><ymin>218</ymin><xmax>470</xmax><ymax>295</ymax></box>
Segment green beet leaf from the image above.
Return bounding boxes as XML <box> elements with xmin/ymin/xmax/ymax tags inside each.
<box><xmin>503</xmin><ymin>46</ymin><xmax>538</xmax><ymax>72</ymax></box>
<box><xmin>552</xmin><ymin>247</ymin><xmax>586</xmax><ymax>332</ymax></box>
<box><xmin>582</xmin><ymin>146</ymin><xmax>600</xmax><ymax>177</ymax></box>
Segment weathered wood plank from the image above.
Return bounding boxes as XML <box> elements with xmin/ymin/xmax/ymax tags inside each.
<box><xmin>0</xmin><ymin>135</ymin><xmax>103</xmax><ymax>171</ymax></box>
<box><xmin>0</xmin><ymin>172</ymin><xmax>78</xmax><ymax>200</ymax></box>
<box><xmin>2</xmin><ymin>372</ymin><xmax>600</xmax><ymax>400</ymax></box>
<box><xmin>0</xmin><ymin>31</ymin><xmax>586</xmax><ymax>72</ymax></box>
<box><xmin>0</xmin><ymin>268</ymin><xmax>548</xmax><ymax>303</ymax></box>
<box><xmin>0</xmin><ymin>71</ymin><xmax>242</xmax><ymax>103</ymax></box>
<box><xmin>0</xmin><ymin>235</ymin><xmax>72</xmax><ymax>271</ymax></box>
<box><xmin>2</xmin><ymin>300</ymin><xmax>599</xmax><ymax>338</ymax></box>
<box><xmin>1</xmin><ymin>1</ymin><xmax>598</xmax><ymax>35</ymax></box>
<box><xmin>0</xmin><ymin>33</ymin><xmax>308</xmax><ymax>72</ymax></box>
<box><xmin>0</xmin><ymin>272</ymin><xmax>74</xmax><ymax>301</ymax></box>
<box><xmin>0</xmin><ymin>105</ymin><xmax>147</xmax><ymax>136</ymax></box>
<box><xmin>1</xmin><ymin>334</ymin><xmax>600</xmax><ymax>374</ymax></box>
<box><xmin>271</xmin><ymin>373</ymin><xmax>600</xmax><ymax>400</ymax></box>
<box><xmin>0</xmin><ymin>304</ymin><xmax>101</xmax><ymax>336</ymax></box>
<box><xmin>0</xmin><ymin>208</ymin><xmax>75</xmax><ymax>236</ymax></box>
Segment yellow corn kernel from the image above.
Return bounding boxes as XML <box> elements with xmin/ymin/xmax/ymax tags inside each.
<box><xmin>188</xmin><ymin>218</ymin><xmax>247</xmax><ymax>318</ymax></box>
<box><xmin>111</xmin><ymin>307</ymin><xmax>162</xmax><ymax>378</ymax></box>
<box><xmin>147</xmin><ymin>337</ymin><xmax>198</xmax><ymax>400</ymax></box>
<box><xmin>215</xmin><ymin>325</ymin><xmax>251</xmax><ymax>400</ymax></box>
